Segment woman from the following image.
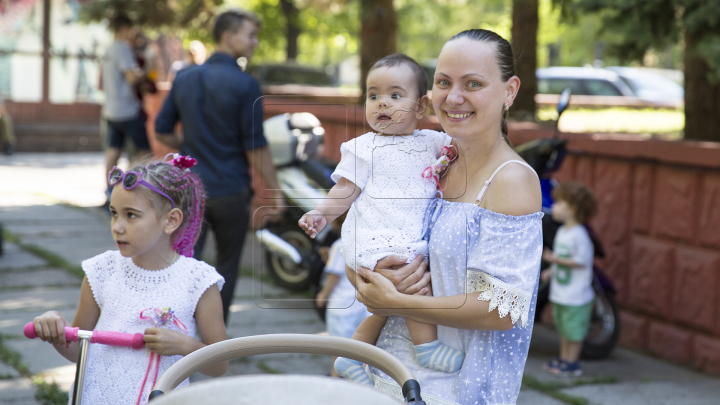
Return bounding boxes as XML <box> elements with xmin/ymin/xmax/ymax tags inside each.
<box><xmin>349</xmin><ymin>29</ymin><xmax>544</xmax><ymax>405</ymax></box>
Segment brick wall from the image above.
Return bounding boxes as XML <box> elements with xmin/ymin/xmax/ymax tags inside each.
<box><xmin>510</xmin><ymin>125</ymin><xmax>720</xmax><ymax>374</ymax></box>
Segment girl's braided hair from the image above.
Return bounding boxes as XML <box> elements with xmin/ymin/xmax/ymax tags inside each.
<box><xmin>128</xmin><ymin>155</ymin><xmax>206</xmax><ymax>257</ymax></box>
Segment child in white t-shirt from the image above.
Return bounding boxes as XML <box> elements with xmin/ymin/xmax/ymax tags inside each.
<box><xmin>540</xmin><ymin>181</ymin><xmax>598</xmax><ymax>377</ymax></box>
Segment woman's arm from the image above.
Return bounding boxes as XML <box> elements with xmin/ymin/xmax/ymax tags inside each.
<box><xmin>355</xmin><ymin>268</ymin><xmax>514</xmax><ymax>331</ymax></box>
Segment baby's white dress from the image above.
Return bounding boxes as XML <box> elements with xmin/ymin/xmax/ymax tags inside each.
<box><xmin>73</xmin><ymin>250</ymin><xmax>224</xmax><ymax>405</ymax></box>
<box><xmin>331</xmin><ymin>129</ymin><xmax>452</xmax><ymax>271</ymax></box>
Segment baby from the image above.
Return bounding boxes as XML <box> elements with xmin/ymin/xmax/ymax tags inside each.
<box><xmin>299</xmin><ymin>53</ymin><xmax>464</xmax><ymax>385</ymax></box>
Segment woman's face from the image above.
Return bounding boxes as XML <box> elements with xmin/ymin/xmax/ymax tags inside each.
<box><xmin>432</xmin><ymin>38</ymin><xmax>514</xmax><ymax>140</ymax></box>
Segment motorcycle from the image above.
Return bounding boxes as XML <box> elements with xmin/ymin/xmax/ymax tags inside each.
<box><xmin>515</xmin><ymin>88</ymin><xmax>620</xmax><ymax>359</ymax></box>
<box><xmin>255</xmin><ymin>112</ymin><xmax>339</xmax><ymax>297</ymax></box>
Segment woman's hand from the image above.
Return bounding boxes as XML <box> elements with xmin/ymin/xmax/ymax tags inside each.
<box><xmin>143</xmin><ymin>328</ymin><xmax>198</xmax><ymax>356</ymax></box>
<box><xmin>355</xmin><ymin>267</ymin><xmax>404</xmax><ymax>316</ymax></box>
<box><xmin>33</xmin><ymin>311</ymin><xmax>71</xmax><ymax>347</ymax></box>
<box><xmin>372</xmin><ymin>255</ymin><xmax>431</xmax><ymax>295</ymax></box>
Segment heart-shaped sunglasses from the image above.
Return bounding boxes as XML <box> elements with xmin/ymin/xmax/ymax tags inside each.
<box><xmin>108</xmin><ymin>166</ymin><xmax>175</xmax><ymax>209</ymax></box>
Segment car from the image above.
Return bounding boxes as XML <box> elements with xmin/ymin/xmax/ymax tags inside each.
<box><xmin>246</xmin><ymin>63</ymin><xmax>338</xmax><ymax>87</ymax></box>
<box><xmin>604</xmin><ymin>66</ymin><xmax>684</xmax><ymax>105</ymax></box>
<box><xmin>536</xmin><ymin>67</ymin><xmax>634</xmax><ymax>97</ymax></box>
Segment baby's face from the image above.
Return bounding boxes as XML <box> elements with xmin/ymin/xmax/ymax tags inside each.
<box><xmin>365</xmin><ymin>65</ymin><xmax>424</xmax><ymax>135</ymax></box>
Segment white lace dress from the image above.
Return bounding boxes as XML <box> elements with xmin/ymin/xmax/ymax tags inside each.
<box><xmin>331</xmin><ymin>129</ymin><xmax>452</xmax><ymax>270</ymax></box>
<box><xmin>74</xmin><ymin>250</ymin><xmax>224</xmax><ymax>405</ymax></box>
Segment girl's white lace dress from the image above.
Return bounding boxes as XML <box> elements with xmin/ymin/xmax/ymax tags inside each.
<box><xmin>74</xmin><ymin>250</ymin><xmax>224</xmax><ymax>405</ymax></box>
<box><xmin>331</xmin><ymin>129</ymin><xmax>452</xmax><ymax>270</ymax></box>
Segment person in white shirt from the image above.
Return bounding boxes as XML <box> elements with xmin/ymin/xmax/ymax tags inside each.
<box><xmin>540</xmin><ymin>181</ymin><xmax>598</xmax><ymax>377</ymax></box>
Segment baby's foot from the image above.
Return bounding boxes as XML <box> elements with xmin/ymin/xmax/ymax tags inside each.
<box><xmin>334</xmin><ymin>357</ymin><xmax>374</xmax><ymax>386</ymax></box>
<box><xmin>415</xmin><ymin>340</ymin><xmax>464</xmax><ymax>373</ymax></box>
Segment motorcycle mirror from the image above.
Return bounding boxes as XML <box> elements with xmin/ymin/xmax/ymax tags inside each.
<box><xmin>557</xmin><ymin>87</ymin><xmax>572</xmax><ymax>117</ymax></box>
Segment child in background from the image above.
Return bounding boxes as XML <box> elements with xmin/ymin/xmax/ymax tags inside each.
<box><xmin>32</xmin><ymin>155</ymin><xmax>228</xmax><ymax>405</ymax></box>
<box><xmin>315</xmin><ymin>214</ymin><xmax>372</xmax><ymax>377</ymax></box>
<box><xmin>540</xmin><ymin>181</ymin><xmax>598</xmax><ymax>377</ymax></box>
<box><xmin>299</xmin><ymin>53</ymin><xmax>464</xmax><ymax>386</ymax></box>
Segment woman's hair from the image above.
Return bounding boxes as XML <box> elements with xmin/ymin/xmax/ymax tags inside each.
<box><xmin>552</xmin><ymin>182</ymin><xmax>598</xmax><ymax>224</ymax></box>
<box><xmin>128</xmin><ymin>159</ymin><xmax>206</xmax><ymax>257</ymax></box>
<box><xmin>368</xmin><ymin>53</ymin><xmax>428</xmax><ymax>101</ymax></box>
<box><xmin>447</xmin><ymin>29</ymin><xmax>516</xmax><ymax>140</ymax></box>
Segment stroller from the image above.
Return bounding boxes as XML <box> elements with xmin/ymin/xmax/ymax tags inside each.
<box><xmin>147</xmin><ymin>334</ymin><xmax>425</xmax><ymax>404</ymax></box>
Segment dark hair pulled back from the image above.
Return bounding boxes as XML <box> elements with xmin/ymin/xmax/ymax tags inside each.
<box><xmin>448</xmin><ymin>29</ymin><xmax>515</xmax><ymax>141</ymax></box>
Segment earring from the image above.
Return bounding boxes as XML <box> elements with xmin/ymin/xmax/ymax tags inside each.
<box><xmin>504</xmin><ymin>102</ymin><xmax>509</xmax><ymax>112</ymax></box>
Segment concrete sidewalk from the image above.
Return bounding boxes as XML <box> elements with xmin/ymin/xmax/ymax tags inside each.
<box><xmin>2</xmin><ymin>153</ymin><xmax>719</xmax><ymax>405</ymax></box>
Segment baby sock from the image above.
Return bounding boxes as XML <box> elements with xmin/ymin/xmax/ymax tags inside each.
<box><xmin>414</xmin><ymin>340</ymin><xmax>464</xmax><ymax>373</ymax></box>
<box><xmin>334</xmin><ymin>357</ymin><xmax>374</xmax><ymax>386</ymax></box>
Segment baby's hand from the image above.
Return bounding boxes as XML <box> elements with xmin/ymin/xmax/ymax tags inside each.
<box><xmin>33</xmin><ymin>311</ymin><xmax>71</xmax><ymax>347</ymax></box>
<box><xmin>298</xmin><ymin>210</ymin><xmax>327</xmax><ymax>239</ymax></box>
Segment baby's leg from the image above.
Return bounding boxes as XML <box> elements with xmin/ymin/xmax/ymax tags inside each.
<box><xmin>334</xmin><ymin>316</ymin><xmax>388</xmax><ymax>385</ymax></box>
<box><xmin>404</xmin><ymin>285</ymin><xmax>464</xmax><ymax>373</ymax></box>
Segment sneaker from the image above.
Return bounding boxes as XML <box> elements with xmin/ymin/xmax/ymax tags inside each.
<box><xmin>542</xmin><ymin>358</ymin><xmax>563</xmax><ymax>373</ymax></box>
<box><xmin>551</xmin><ymin>361</ymin><xmax>583</xmax><ymax>377</ymax></box>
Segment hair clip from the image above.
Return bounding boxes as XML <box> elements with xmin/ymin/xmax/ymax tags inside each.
<box><xmin>164</xmin><ymin>153</ymin><xmax>198</xmax><ymax>172</ymax></box>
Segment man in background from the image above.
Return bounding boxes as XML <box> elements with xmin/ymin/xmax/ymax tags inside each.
<box><xmin>155</xmin><ymin>9</ymin><xmax>285</xmax><ymax>323</ymax></box>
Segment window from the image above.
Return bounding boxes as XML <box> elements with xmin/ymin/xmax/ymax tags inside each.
<box><xmin>583</xmin><ymin>80</ymin><xmax>622</xmax><ymax>96</ymax></box>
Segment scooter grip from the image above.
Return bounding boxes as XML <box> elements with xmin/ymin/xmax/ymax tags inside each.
<box><xmin>91</xmin><ymin>330</ymin><xmax>145</xmax><ymax>349</ymax></box>
<box><xmin>23</xmin><ymin>322</ymin><xmax>79</xmax><ymax>342</ymax></box>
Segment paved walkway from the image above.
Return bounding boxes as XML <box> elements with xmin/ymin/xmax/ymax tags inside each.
<box><xmin>1</xmin><ymin>153</ymin><xmax>719</xmax><ymax>405</ymax></box>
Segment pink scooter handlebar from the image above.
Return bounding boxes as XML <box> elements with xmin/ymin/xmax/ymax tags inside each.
<box><xmin>24</xmin><ymin>322</ymin><xmax>145</xmax><ymax>350</ymax></box>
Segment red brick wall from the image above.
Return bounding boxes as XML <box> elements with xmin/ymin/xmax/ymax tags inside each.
<box><xmin>510</xmin><ymin>125</ymin><xmax>720</xmax><ymax>375</ymax></box>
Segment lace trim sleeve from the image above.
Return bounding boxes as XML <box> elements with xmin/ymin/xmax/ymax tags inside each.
<box><xmin>466</xmin><ymin>270</ymin><xmax>533</xmax><ymax>328</ymax></box>
<box><xmin>189</xmin><ymin>261</ymin><xmax>225</xmax><ymax>317</ymax></box>
<box><xmin>331</xmin><ymin>133</ymin><xmax>371</xmax><ymax>189</ymax></box>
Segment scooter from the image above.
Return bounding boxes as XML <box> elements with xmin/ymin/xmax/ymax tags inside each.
<box><xmin>255</xmin><ymin>113</ymin><xmax>339</xmax><ymax>297</ymax></box>
<box><xmin>515</xmin><ymin>88</ymin><xmax>620</xmax><ymax>359</ymax></box>
<box><xmin>23</xmin><ymin>322</ymin><xmax>146</xmax><ymax>405</ymax></box>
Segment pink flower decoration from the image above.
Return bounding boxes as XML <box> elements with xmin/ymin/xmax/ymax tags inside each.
<box><xmin>165</xmin><ymin>153</ymin><xmax>198</xmax><ymax>172</ymax></box>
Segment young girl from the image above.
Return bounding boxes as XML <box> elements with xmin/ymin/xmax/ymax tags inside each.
<box><xmin>299</xmin><ymin>53</ymin><xmax>465</xmax><ymax>385</ymax></box>
<box><xmin>32</xmin><ymin>154</ymin><xmax>228</xmax><ymax>405</ymax></box>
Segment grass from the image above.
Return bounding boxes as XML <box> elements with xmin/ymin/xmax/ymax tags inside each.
<box><xmin>537</xmin><ymin>107</ymin><xmax>684</xmax><ymax>136</ymax></box>
<box><xmin>33</xmin><ymin>377</ymin><xmax>68</xmax><ymax>405</ymax></box>
<box><xmin>0</xmin><ymin>334</ymin><xmax>30</xmax><ymax>377</ymax></box>
<box><xmin>257</xmin><ymin>361</ymin><xmax>283</xmax><ymax>374</ymax></box>
<box><xmin>522</xmin><ymin>374</ymin><xmax>619</xmax><ymax>405</ymax></box>
<box><xmin>2</xmin><ymin>229</ymin><xmax>83</xmax><ymax>279</ymax></box>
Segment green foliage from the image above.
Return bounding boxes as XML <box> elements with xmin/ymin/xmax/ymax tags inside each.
<box><xmin>33</xmin><ymin>378</ymin><xmax>69</xmax><ymax>405</ymax></box>
<box><xmin>569</xmin><ymin>0</ymin><xmax>720</xmax><ymax>81</ymax></box>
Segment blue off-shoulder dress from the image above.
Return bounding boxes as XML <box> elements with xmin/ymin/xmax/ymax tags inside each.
<box><xmin>369</xmin><ymin>199</ymin><xmax>544</xmax><ymax>405</ymax></box>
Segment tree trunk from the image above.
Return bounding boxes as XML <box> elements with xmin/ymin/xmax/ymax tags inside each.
<box><xmin>280</xmin><ymin>0</ymin><xmax>300</xmax><ymax>61</ymax></box>
<box><xmin>510</xmin><ymin>0</ymin><xmax>538</xmax><ymax>121</ymax></box>
<box><xmin>683</xmin><ymin>32</ymin><xmax>720</xmax><ymax>142</ymax></box>
<box><xmin>359</xmin><ymin>0</ymin><xmax>397</xmax><ymax>102</ymax></box>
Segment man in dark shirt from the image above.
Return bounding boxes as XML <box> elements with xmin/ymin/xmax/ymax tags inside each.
<box><xmin>155</xmin><ymin>9</ymin><xmax>284</xmax><ymax>323</ymax></box>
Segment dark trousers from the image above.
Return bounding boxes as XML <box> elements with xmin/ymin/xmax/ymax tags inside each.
<box><xmin>194</xmin><ymin>188</ymin><xmax>252</xmax><ymax>324</ymax></box>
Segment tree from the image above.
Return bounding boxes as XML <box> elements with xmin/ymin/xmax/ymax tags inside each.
<box><xmin>359</xmin><ymin>0</ymin><xmax>397</xmax><ymax>100</ymax></box>
<box><xmin>279</xmin><ymin>0</ymin><xmax>301</xmax><ymax>60</ymax></box>
<box><xmin>569</xmin><ymin>0</ymin><xmax>720</xmax><ymax>141</ymax></box>
<box><xmin>511</xmin><ymin>0</ymin><xmax>539</xmax><ymax>121</ymax></box>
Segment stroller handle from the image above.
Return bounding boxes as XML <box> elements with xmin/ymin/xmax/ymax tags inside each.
<box><xmin>149</xmin><ymin>334</ymin><xmax>424</xmax><ymax>404</ymax></box>
<box><xmin>24</xmin><ymin>322</ymin><xmax>145</xmax><ymax>350</ymax></box>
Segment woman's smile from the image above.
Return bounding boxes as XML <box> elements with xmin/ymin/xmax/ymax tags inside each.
<box><xmin>443</xmin><ymin>110</ymin><xmax>475</xmax><ymax>121</ymax></box>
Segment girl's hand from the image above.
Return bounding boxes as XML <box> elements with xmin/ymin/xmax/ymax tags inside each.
<box><xmin>355</xmin><ymin>267</ymin><xmax>406</xmax><ymax>316</ymax></box>
<box><xmin>33</xmin><ymin>311</ymin><xmax>71</xmax><ymax>347</ymax></box>
<box><xmin>143</xmin><ymin>328</ymin><xmax>197</xmax><ymax>356</ymax></box>
<box><xmin>373</xmin><ymin>255</ymin><xmax>431</xmax><ymax>295</ymax></box>
<box><xmin>298</xmin><ymin>210</ymin><xmax>327</xmax><ymax>239</ymax></box>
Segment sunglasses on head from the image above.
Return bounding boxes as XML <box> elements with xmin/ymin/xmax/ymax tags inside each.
<box><xmin>108</xmin><ymin>166</ymin><xmax>175</xmax><ymax>209</ymax></box>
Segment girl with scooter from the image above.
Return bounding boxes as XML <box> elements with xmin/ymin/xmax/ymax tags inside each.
<box><xmin>30</xmin><ymin>155</ymin><xmax>228</xmax><ymax>405</ymax></box>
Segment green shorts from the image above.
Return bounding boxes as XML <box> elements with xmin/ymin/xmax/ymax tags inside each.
<box><xmin>552</xmin><ymin>301</ymin><xmax>594</xmax><ymax>342</ymax></box>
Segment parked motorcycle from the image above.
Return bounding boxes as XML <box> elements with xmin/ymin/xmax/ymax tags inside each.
<box><xmin>515</xmin><ymin>88</ymin><xmax>620</xmax><ymax>359</ymax></box>
<box><xmin>255</xmin><ymin>113</ymin><xmax>339</xmax><ymax>295</ymax></box>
